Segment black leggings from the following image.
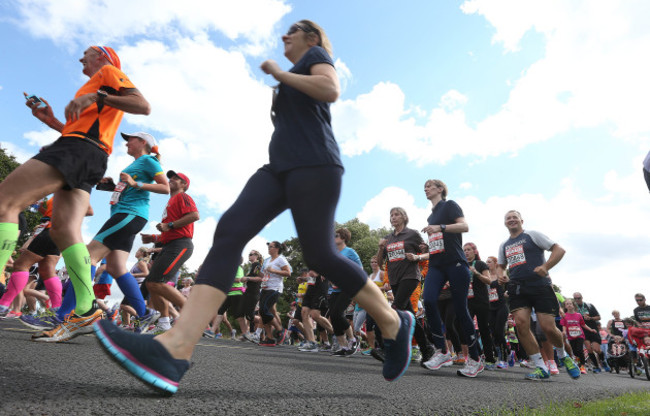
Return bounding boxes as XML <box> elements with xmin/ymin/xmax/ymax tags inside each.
<box><xmin>195</xmin><ymin>166</ymin><xmax>367</xmax><ymax>297</ymax></box>
<box><xmin>488</xmin><ymin>304</ymin><xmax>509</xmax><ymax>361</ymax></box>
<box><xmin>392</xmin><ymin>280</ymin><xmax>431</xmax><ymax>351</ymax></box>
<box><xmin>467</xmin><ymin>301</ymin><xmax>495</xmax><ymax>362</ymax></box>
<box><xmin>328</xmin><ymin>291</ymin><xmax>352</xmax><ymax>336</ymax></box>
<box><xmin>437</xmin><ymin>297</ymin><xmax>461</xmax><ymax>352</ymax></box>
<box><xmin>569</xmin><ymin>338</ymin><xmax>586</xmax><ymax>366</ymax></box>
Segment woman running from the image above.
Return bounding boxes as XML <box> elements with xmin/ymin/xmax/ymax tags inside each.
<box><xmin>238</xmin><ymin>249</ymin><xmax>264</xmax><ymax>342</ymax></box>
<box><xmin>486</xmin><ymin>255</ymin><xmax>510</xmax><ymax>369</ymax></box>
<box><xmin>420</xmin><ymin>179</ymin><xmax>482</xmax><ymax>378</ymax></box>
<box><xmin>377</xmin><ymin>208</ymin><xmax>434</xmax><ymax>364</ymax></box>
<box><xmin>95</xmin><ymin>20</ymin><xmax>414</xmax><ymax>394</ymax></box>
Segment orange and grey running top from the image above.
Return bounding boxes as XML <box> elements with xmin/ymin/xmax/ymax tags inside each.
<box><xmin>61</xmin><ymin>65</ymin><xmax>136</xmax><ymax>155</ymax></box>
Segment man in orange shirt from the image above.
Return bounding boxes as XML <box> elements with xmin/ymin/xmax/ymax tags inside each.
<box><xmin>0</xmin><ymin>46</ymin><xmax>150</xmax><ymax>341</ymax></box>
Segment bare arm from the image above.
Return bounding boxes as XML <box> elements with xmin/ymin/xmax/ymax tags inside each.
<box><xmin>261</xmin><ymin>61</ymin><xmax>339</xmax><ymax>103</ymax></box>
<box><xmin>534</xmin><ymin>243</ymin><xmax>565</xmax><ymax>277</ymax></box>
<box><xmin>421</xmin><ymin>216</ymin><xmax>468</xmax><ymax>235</ymax></box>
<box><xmin>120</xmin><ymin>172</ymin><xmax>170</xmax><ymax>195</ymax></box>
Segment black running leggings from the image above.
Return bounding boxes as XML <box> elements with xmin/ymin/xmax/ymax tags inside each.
<box><xmin>488</xmin><ymin>303</ymin><xmax>509</xmax><ymax>361</ymax></box>
<box><xmin>391</xmin><ymin>280</ymin><xmax>431</xmax><ymax>351</ymax></box>
<box><xmin>329</xmin><ymin>291</ymin><xmax>352</xmax><ymax>336</ymax></box>
<box><xmin>195</xmin><ymin>166</ymin><xmax>367</xmax><ymax>297</ymax></box>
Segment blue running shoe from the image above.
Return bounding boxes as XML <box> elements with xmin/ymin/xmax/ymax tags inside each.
<box><xmin>382</xmin><ymin>310</ymin><xmax>415</xmax><ymax>382</ymax></box>
<box><xmin>19</xmin><ymin>311</ymin><xmax>62</xmax><ymax>331</ymax></box>
<box><xmin>133</xmin><ymin>308</ymin><xmax>161</xmax><ymax>334</ymax></box>
<box><xmin>525</xmin><ymin>366</ymin><xmax>551</xmax><ymax>381</ymax></box>
<box><xmin>508</xmin><ymin>351</ymin><xmax>515</xmax><ymax>367</ymax></box>
<box><xmin>94</xmin><ymin>319</ymin><xmax>190</xmax><ymax>395</ymax></box>
<box><xmin>563</xmin><ymin>356</ymin><xmax>581</xmax><ymax>379</ymax></box>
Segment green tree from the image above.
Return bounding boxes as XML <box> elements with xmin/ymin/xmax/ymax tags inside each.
<box><xmin>0</xmin><ymin>146</ymin><xmax>42</xmax><ymax>250</ymax></box>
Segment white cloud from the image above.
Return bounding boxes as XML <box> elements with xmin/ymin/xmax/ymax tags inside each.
<box><xmin>358</xmin><ymin>168</ymin><xmax>650</xmax><ymax>320</ymax></box>
<box><xmin>12</xmin><ymin>0</ymin><xmax>291</xmax><ymax>55</ymax></box>
<box><xmin>334</xmin><ymin>58</ymin><xmax>352</xmax><ymax>95</ymax></box>
<box><xmin>332</xmin><ymin>1</ymin><xmax>650</xmax><ymax>165</ymax></box>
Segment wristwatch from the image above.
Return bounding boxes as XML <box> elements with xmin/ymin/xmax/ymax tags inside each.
<box><xmin>136</xmin><ymin>181</ymin><xmax>144</xmax><ymax>189</ymax></box>
<box><xmin>96</xmin><ymin>89</ymin><xmax>108</xmax><ymax>104</ymax></box>
<box><xmin>440</xmin><ymin>224</ymin><xmax>446</xmax><ymax>233</ymax></box>
<box><xmin>168</xmin><ymin>222</ymin><xmax>174</xmax><ymax>229</ymax></box>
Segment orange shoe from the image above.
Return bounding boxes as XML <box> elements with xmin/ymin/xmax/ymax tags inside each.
<box><xmin>32</xmin><ymin>302</ymin><xmax>104</xmax><ymax>343</ymax></box>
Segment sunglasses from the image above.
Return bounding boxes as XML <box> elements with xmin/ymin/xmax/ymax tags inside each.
<box><xmin>636</xmin><ymin>299</ymin><xmax>645</xmax><ymax>302</ymax></box>
<box><xmin>287</xmin><ymin>23</ymin><xmax>315</xmax><ymax>36</ymax></box>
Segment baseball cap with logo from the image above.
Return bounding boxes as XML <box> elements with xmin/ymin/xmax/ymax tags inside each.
<box><xmin>121</xmin><ymin>132</ymin><xmax>158</xmax><ymax>150</ymax></box>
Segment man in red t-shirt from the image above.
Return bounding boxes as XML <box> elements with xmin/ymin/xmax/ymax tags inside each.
<box><xmin>142</xmin><ymin>171</ymin><xmax>199</xmax><ymax>333</ymax></box>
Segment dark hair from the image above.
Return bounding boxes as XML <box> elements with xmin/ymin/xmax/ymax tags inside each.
<box><xmin>268</xmin><ymin>241</ymin><xmax>286</xmax><ymax>254</ymax></box>
<box><xmin>335</xmin><ymin>227</ymin><xmax>351</xmax><ymax>244</ymax></box>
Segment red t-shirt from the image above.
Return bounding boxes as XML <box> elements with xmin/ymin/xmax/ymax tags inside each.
<box><xmin>159</xmin><ymin>192</ymin><xmax>198</xmax><ymax>244</ymax></box>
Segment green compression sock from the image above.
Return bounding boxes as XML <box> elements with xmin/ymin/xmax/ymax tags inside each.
<box><xmin>61</xmin><ymin>243</ymin><xmax>95</xmax><ymax>315</ymax></box>
<box><xmin>0</xmin><ymin>223</ymin><xmax>19</xmax><ymax>268</ymax></box>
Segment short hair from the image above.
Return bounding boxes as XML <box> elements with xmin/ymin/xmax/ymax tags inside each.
<box><xmin>425</xmin><ymin>179</ymin><xmax>448</xmax><ymax>200</ymax></box>
<box><xmin>335</xmin><ymin>227</ymin><xmax>351</xmax><ymax>244</ymax></box>
<box><xmin>635</xmin><ymin>293</ymin><xmax>646</xmax><ymax>300</ymax></box>
<box><xmin>505</xmin><ymin>210</ymin><xmax>522</xmax><ymax>220</ymax></box>
<box><xmin>390</xmin><ymin>207</ymin><xmax>409</xmax><ymax>226</ymax></box>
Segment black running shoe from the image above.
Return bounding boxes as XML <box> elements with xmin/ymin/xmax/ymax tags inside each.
<box><xmin>93</xmin><ymin>319</ymin><xmax>190</xmax><ymax>395</ymax></box>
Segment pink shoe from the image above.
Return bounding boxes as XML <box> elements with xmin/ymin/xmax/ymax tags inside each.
<box><xmin>548</xmin><ymin>361</ymin><xmax>559</xmax><ymax>375</ymax></box>
<box><xmin>3</xmin><ymin>311</ymin><xmax>22</xmax><ymax>319</ymax></box>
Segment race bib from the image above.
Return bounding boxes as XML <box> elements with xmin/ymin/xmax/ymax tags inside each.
<box><xmin>261</xmin><ymin>273</ymin><xmax>270</xmax><ymax>288</ymax></box>
<box><xmin>33</xmin><ymin>222</ymin><xmax>48</xmax><ymax>237</ymax></box>
<box><xmin>428</xmin><ymin>232</ymin><xmax>444</xmax><ymax>254</ymax></box>
<box><xmin>386</xmin><ymin>241</ymin><xmax>406</xmax><ymax>262</ymax></box>
<box><xmin>488</xmin><ymin>287</ymin><xmax>499</xmax><ymax>302</ymax></box>
<box><xmin>110</xmin><ymin>181</ymin><xmax>127</xmax><ymax>205</ymax></box>
<box><xmin>467</xmin><ymin>283</ymin><xmax>474</xmax><ymax>299</ymax></box>
<box><xmin>505</xmin><ymin>244</ymin><xmax>526</xmax><ymax>268</ymax></box>
<box><xmin>568</xmin><ymin>326</ymin><xmax>582</xmax><ymax>338</ymax></box>
<box><xmin>614</xmin><ymin>321</ymin><xmax>624</xmax><ymax>330</ymax></box>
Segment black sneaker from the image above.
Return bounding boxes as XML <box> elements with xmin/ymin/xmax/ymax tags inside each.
<box><xmin>382</xmin><ymin>310</ymin><xmax>415</xmax><ymax>381</ymax></box>
<box><xmin>93</xmin><ymin>319</ymin><xmax>190</xmax><ymax>395</ymax></box>
<box><xmin>331</xmin><ymin>348</ymin><xmax>349</xmax><ymax>357</ymax></box>
<box><xmin>370</xmin><ymin>348</ymin><xmax>385</xmax><ymax>362</ymax></box>
<box><xmin>420</xmin><ymin>345</ymin><xmax>435</xmax><ymax>368</ymax></box>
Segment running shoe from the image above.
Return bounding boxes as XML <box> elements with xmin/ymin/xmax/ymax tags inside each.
<box><xmin>215</xmin><ymin>332</ymin><xmax>223</xmax><ymax>339</ymax></box>
<box><xmin>370</xmin><ymin>348</ymin><xmax>385</xmax><ymax>362</ymax></box>
<box><xmin>508</xmin><ymin>351</ymin><xmax>516</xmax><ymax>367</ymax></box>
<box><xmin>230</xmin><ymin>329</ymin><xmax>237</xmax><ymax>339</ymax></box>
<box><xmin>259</xmin><ymin>338</ymin><xmax>276</xmax><ymax>347</ymax></box>
<box><xmin>525</xmin><ymin>366</ymin><xmax>551</xmax><ymax>381</ymax></box>
<box><xmin>93</xmin><ymin>319</ymin><xmax>190</xmax><ymax>395</ymax></box>
<box><xmin>319</xmin><ymin>343</ymin><xmax>333</xmax><ymax>352</ymax></box>
<box><xmin>275</xmin><ymin>329</ymin><xmax>289</xmax><ymax>345</ymax></box>
<box><xmin>133</xmin><ymin>308</ymin><xmax>161</xmax><ymax>334</ymax></box>
<box><xmin>0</xmin><ymin>305</ymin><xmax>9</xmax><ymax>318</ymax></box>
<box><xmin>32</xmin><ymin>303</ymin><xmax>104</xmax><ymax>343</ymax></box>
<box><xmin>496</xmin><ymin>361</ymin><xmax>508</xmax><ymax>369</ymax></box>
<box><xmin>202</xmin><ymin>329</ymin><xmax>215</xmax><ymax>338</ymax></box>
<box><xmin>332</xmin><ymin>348</ymin><xmax>350</xmax><ymax>357</ymax></box>
<box><xmin>423</xmin><ymin>350</ymin><xmax>453</xmax><ymax>370</ymax></box>
<box><xmin>19</xmin><ymin>311</ymin><xmax>62</xmax><ymax>331</ymax></box>
<box><xmin>453</xmin><ymin>354</ymin><xmax>466</xmax><ymax>365</ymax></box>
<box><xmin>2</xmin><ymin>310</ymin><xmax>22</xmax><ymax>320</ymax></box>
<box><xmin>382</xmin><ymin>310</ymin><xmax>415</xmax><ymax>382</ymax></box>
<box><xmin>152</xmin><ymin>324</ymin><xmax>170</xmax><ymax>336</ymax></box>
<box><xmin>411</xmin><ymin>346</ymin><xmax>422</xmax><ymax>362</ymax></box>
<box><xmin>602</xmin><ymin>362</ymin><xmax>611</xmax><ymax>373</ymax></box>
<box><xmin>457</xmin><ymin>356</ymin><xmax>484</xmax><ymax>378</ymax></box>
<box><xmin>242</xmin><ymin>332</ymin><xmax>257</xmax><ymax>344</ymax></box>
<box><xmin>107</xmin><ymin>305</ymin><xmax>120</xmax><ymax>322</ymax></box>
<box><xmin>298</xmin><ymin>341</ymin><xmax>319</xmax><ymax>352</ymax></box>
<box><xmin>562</xmin><ymin>356</ymin><xmax>581</xmax><ymax>379</ymax></box>
<box><xmin>548</xmin><ymin>361</ymin><xmax>560</xmax><ymax>375</ymax></box>
<box><xmin>484</xmin><ymin>361</ymin><xmax>496</xmax><ymax>371</ymax></box>
<box><xmin>361</xmin><ymin>348</ymin><xmax>372</xmax><ymax>356</ymax></box>
<box><xmin>593</xmin><ymin>367</ymin><xmax>602</xmax><ymax>374</ymax></box>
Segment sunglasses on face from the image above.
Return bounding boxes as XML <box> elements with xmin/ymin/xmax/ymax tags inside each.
<box><xmin>636</xmin><ymin>299</ymin><xmax>645</xmax><ymax>302</ymax></box>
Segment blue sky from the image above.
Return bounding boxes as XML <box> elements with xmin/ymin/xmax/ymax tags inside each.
<box><xmin>1</xmin><ymin>0</ymin><xmax>649</xmax><ymax>318</ymax></box>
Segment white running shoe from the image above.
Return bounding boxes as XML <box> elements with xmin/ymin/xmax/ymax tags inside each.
<box><xmin>457</xmin><ymin>356</ymin><xmax>484</xmax><ymax>378</ymax></box>
<box><xmin>423</xmin><ymin>351</ymin><xmax>452</xmax><ymax>370</ymax></box>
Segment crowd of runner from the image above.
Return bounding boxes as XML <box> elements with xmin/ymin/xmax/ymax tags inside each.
<box><xmin>0</xmin><ymin>19</ymin><xmax>648</xmax><ymax>395</ymax></box>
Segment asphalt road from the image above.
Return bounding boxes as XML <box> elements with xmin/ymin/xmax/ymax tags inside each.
<box><xmin>1</xmin><ymin>320</ymin><xmax>648</xmax><ymax>415</ymax></box>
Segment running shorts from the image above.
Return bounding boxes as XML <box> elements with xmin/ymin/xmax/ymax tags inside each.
<box><xmin>27</xmin><ymin>228</ymin><xmax>60</xmax><ymax>257</ymax></box>
<box><xmin>145</xmin><ymin>238</ymin><xmax>193</xmax><ymax>284</ymax></box>
<box><xmin>94</xmin><ymin>213</ymin><xmax>147</xmax><ymax>252</ymax></box>
<box><xmin>32</xmin><ymin>137</ymin><xmax>107</xmax><ymax>193</ymax></box>
<box><xmin>93</xmin><ymin>283</ymin><xmax>112</xmax><ymax>299</ymax></box>
<box><xmin>507</xmin><ymin>282</ymin><xmax>559</xmax><ymax>316</ymax></box>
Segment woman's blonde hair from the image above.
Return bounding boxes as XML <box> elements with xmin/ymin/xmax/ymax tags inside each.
<box><xmin>299</xmin><ymin>20</ymin><xmax>333</xmax><ymax>57</ymax></box>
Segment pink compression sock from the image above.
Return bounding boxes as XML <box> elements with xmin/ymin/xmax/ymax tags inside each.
<box><xmin>0</xmin><ymin>271</ymin><xmax>29</xmax><ymax>307</ymax></box>
<box><xmin>43</xmin><ymin>277</ymin><xmax>63</xmax><ymax>308</ymax></box>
